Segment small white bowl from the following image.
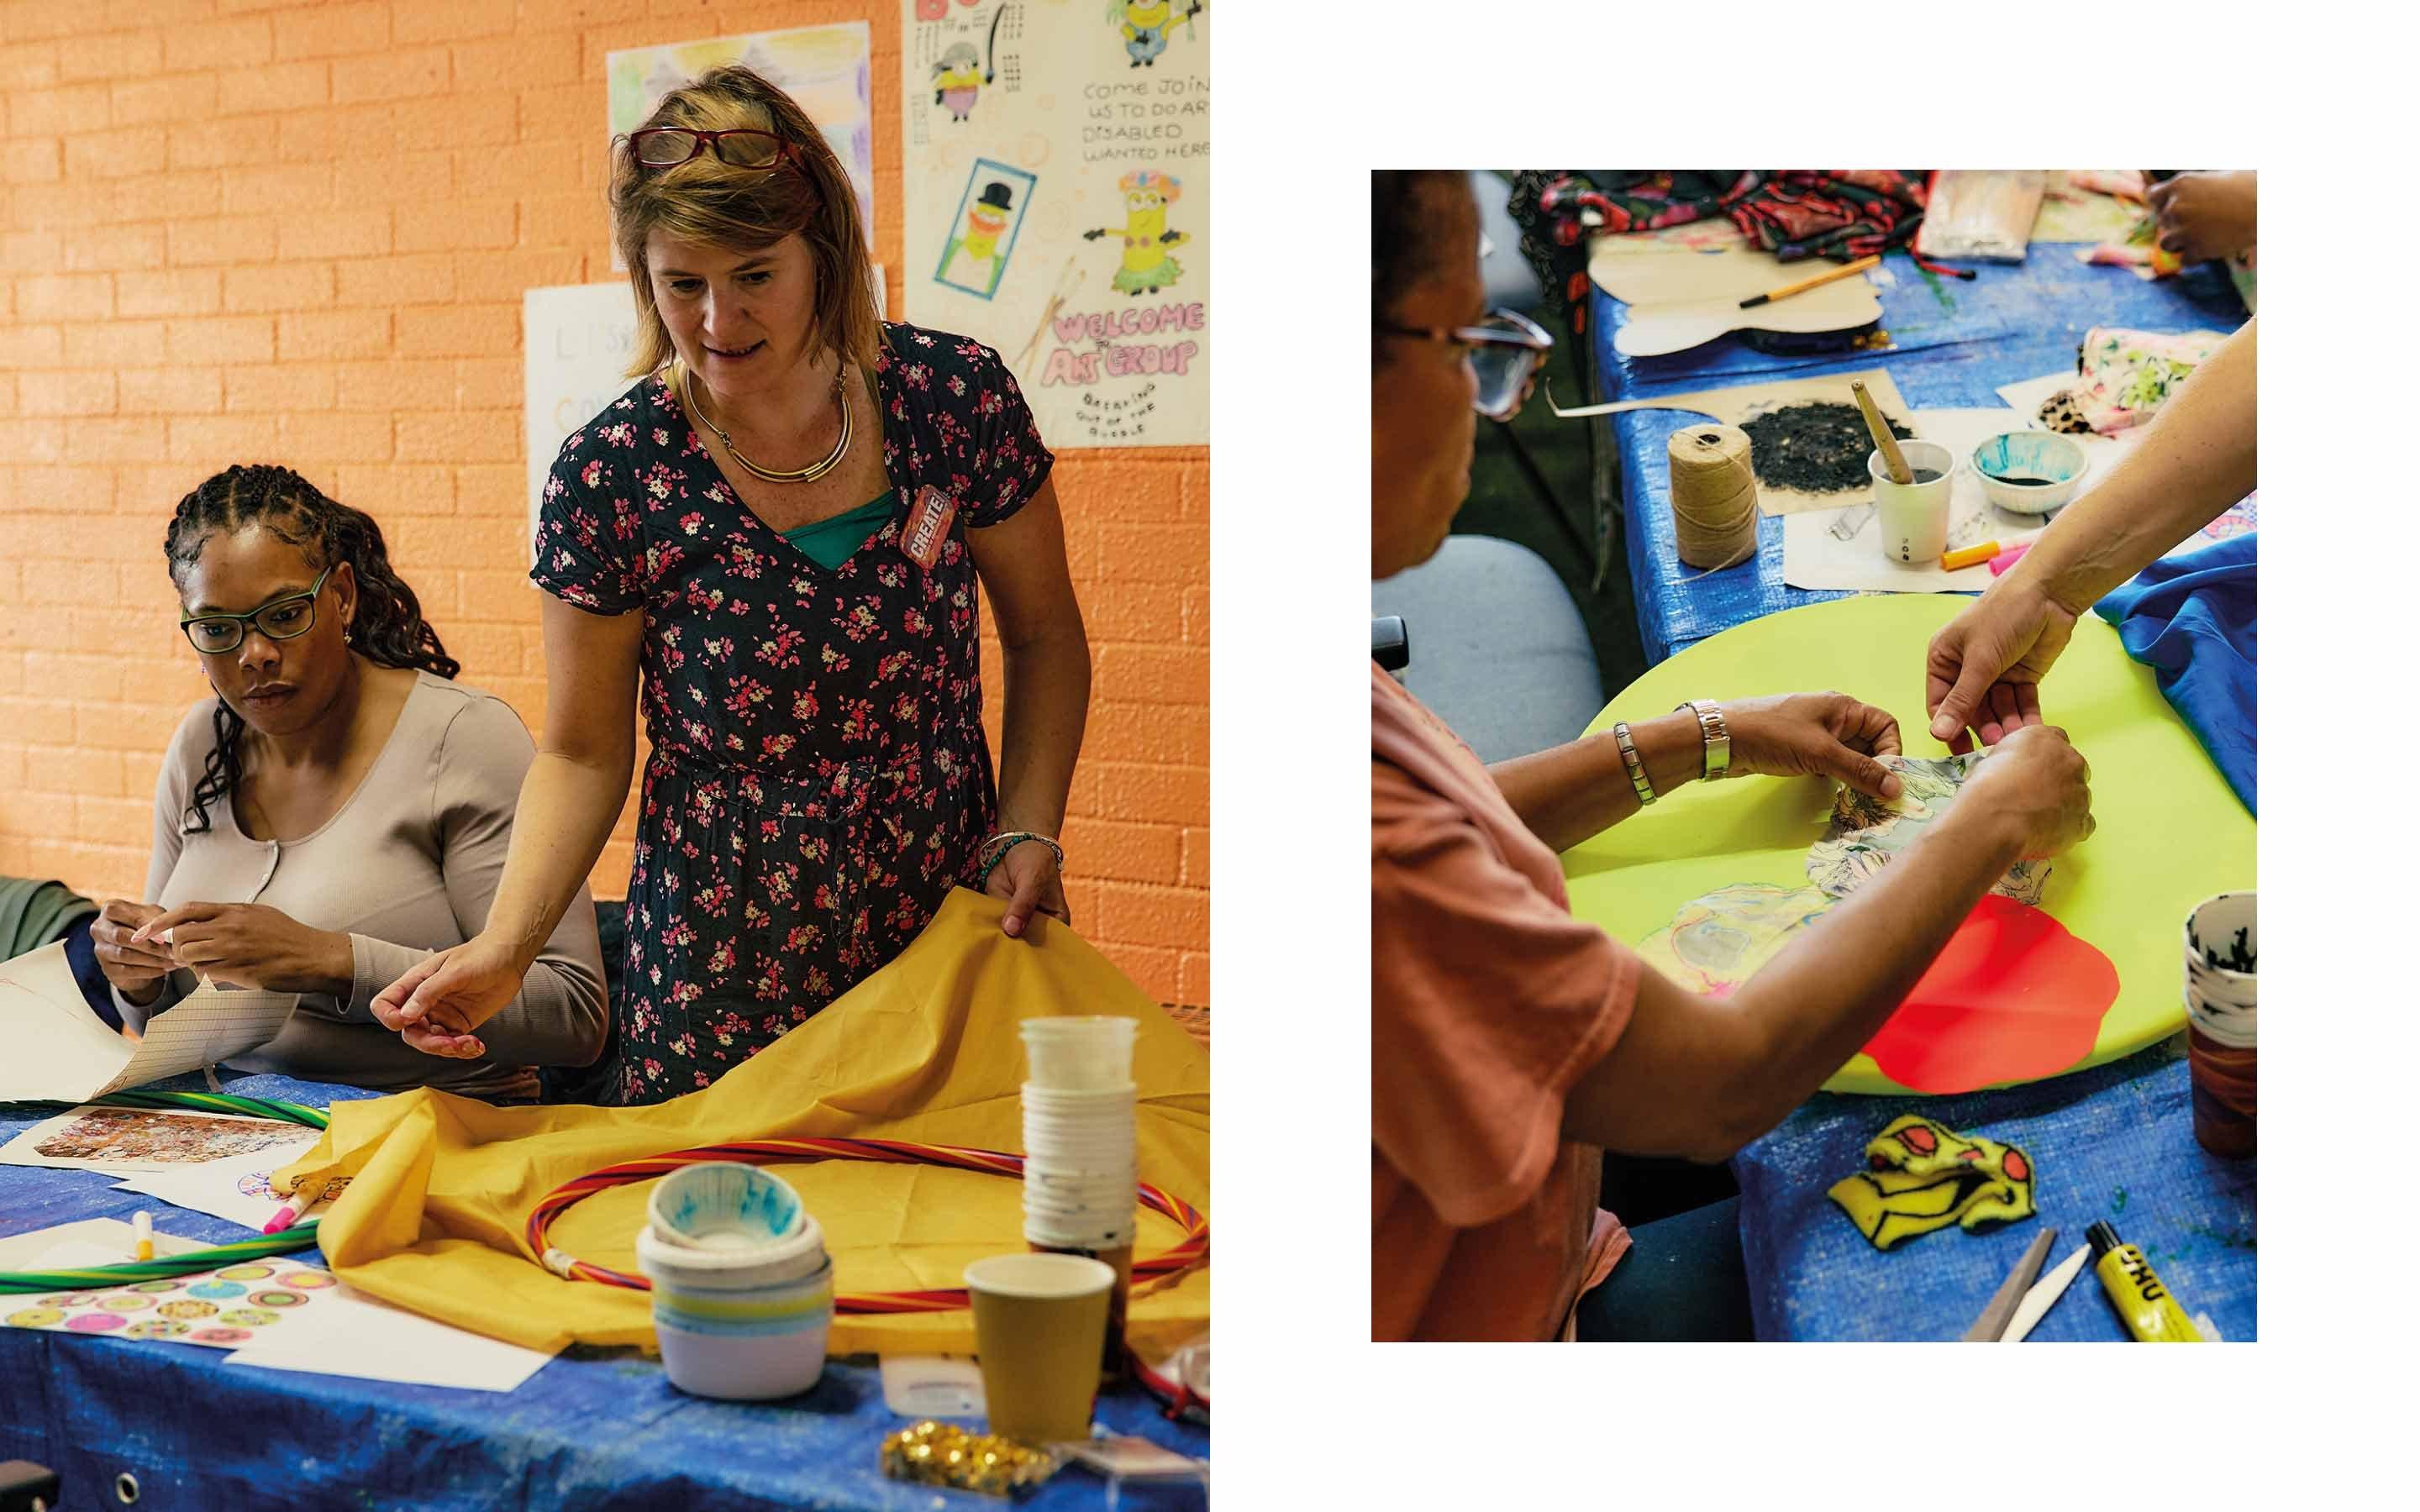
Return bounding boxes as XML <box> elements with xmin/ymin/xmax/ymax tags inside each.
<box><xmin>1971</xmin><ymin>431</ymin><xmax>2088</xmax><ymax>515</ymax></box>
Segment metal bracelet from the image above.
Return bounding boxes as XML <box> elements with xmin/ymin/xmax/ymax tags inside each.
<box><xmin>1676</xmin><ymin>699</ymin><xmax>1732</xmax><ymax>780</ymax></box>
<box><xmin>1612</xmin><ymin>721</ymin><xmax>1656</xmax><ymax>807</ymax></box>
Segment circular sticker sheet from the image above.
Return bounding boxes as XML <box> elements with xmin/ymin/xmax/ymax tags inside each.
<box><xmin>4</xmin><ymin>1261</ymin><xmax>336</xmax><ymax>1352</ymax></box>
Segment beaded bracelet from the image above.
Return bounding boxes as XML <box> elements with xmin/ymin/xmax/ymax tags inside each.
<box><xmin>974</xmin><ymin>830</ymin><xmax>1065</xmax><ymax>892</ymax></box>
<box><xmin>1612</xmin><ymin>721</ymin><xmax>1657</xmax><ymax>807</ymax></box>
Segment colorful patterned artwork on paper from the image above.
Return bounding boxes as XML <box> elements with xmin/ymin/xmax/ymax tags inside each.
<box><xmin>0</xmin><ymin>1261</ymin><xmax>334</xmax><ymax>1352</ymax></box>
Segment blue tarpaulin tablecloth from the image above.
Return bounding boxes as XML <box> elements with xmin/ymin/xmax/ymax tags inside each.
<box><xmin>0</xmin><ymin>1074</ymin><xmax>1207</xmax><ymax>1512</ymax></box>
<box><xmin>1732</xmin><ymin>1039</ymin><xmax>2255</xmax><ymax>1342</ymax></box>
<box><xmin>1588</xmin><ymin>246</ymin><xmax>2251</xmax><ymax>665</ymax></box>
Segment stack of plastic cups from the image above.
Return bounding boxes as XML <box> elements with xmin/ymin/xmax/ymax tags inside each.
<box><xmin>1019</xmin><ymin>1016</ymin><xmax>1139</xmax><ymax>1381</ymax></box>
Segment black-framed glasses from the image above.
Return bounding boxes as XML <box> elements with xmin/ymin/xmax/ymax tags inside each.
<box><xmin>179</xmin><ymin>567</ymin><xmax>332</xmax><ymax>654</ymax></box>
<box><xmin>1376</xmin><ymin>306</ymin><xmax>1555</xmax><ymax>420</ymax></box>
<box><xmin>625</xmin><ymin>128</ymin><xmax>805</xmax><ymax>174</ymax></box>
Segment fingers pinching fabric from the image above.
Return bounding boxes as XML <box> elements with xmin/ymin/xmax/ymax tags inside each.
<box><xmin>1827</xmin><ymin>1115</ymin><xmax>2036</xmax><ymax>1252</ymax></box>
<box><xmin>1807</xmin><ymin>753</ymin><xmax>2049</xmax><ymax>906</ymax></box>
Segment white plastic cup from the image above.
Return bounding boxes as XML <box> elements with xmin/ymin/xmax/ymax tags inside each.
<box><xmin>1870</xmin><ymin>440</ymin><xmax>1956</xmax><ymax>564</ymax></box>
<box><xmin>1020</xmin><ymin>1017</ymin><xmax>1138</xmax><ymax>1090</ymax></box>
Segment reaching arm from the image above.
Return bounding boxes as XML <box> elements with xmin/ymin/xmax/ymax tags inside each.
<box><xmin>1926</xmin><ymin>318</ymin><xmax>2255</xmax><ymax>748</ymax></box>
<box><xmin>1560</xmin><ymin>724</ymin><xmax>2094</xmax><ymax>1160</ymax></box>
<box><xmin>968</xmin><ymin>477</ymin><xmax>1092</xmax><ymax>933</ymax></box>
<box><xmin>373</xmin><ymin>595</ymin><xmax>642</xmax><ymax>1053</ymax></box>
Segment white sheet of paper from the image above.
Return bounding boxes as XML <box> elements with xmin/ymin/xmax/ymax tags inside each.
<box><xmin>0</xmin><ymin>1221</ymin><xmax>209</xmax><ymax>1270</ymax></box>
<box><xmin>112</xmin><ymin>1150</ymin><xmax>320</xmax><ymax>1227</ymax></box>
<box><xmin>1</xmin><ymin>1105</ymin><xmax>318</xmax><ymax>1175</ymax></box>
<box><xmin>0</xmin><ymin>942</ymin><xmax>297</xmax><ymax>1102</ymax></box>
<box><xmin>226</xmin><ymin>1284</ymin><xmax>559</xmax><ymax>1393</ymax></box>
<box><xmin>1782</xmin><ymin>410</ymin><xmax>2129</xmax><ymax>593</ymax></box>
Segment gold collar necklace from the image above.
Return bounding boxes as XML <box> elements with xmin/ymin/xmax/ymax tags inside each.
<box><xmin>676</xmin><ymin>358</ymin><xmax>851</xmax><ymax>486</ymax></box>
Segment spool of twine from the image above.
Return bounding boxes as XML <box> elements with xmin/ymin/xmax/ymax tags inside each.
<box><xmin>1668</xmin><ymin>425</ymin><xmax>1760</xmax><ymax>571</ymax></box>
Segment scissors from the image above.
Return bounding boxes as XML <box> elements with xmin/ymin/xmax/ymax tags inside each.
<box><xmin>1960</xmin><ymin>1226</ymin><xmax>2088</xmax><ymax>1342</ymax></box>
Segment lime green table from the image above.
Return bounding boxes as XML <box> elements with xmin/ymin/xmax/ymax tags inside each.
<box><xmin>1560</xmin><ymin>595</ymin><xmax>2255</xmax><ymax>1095</ymax></box>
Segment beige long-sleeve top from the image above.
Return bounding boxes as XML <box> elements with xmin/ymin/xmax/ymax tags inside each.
<box><xmin>117</xmin><ymin>672</ymin><xmax>608</xmax><ymax>1102</ymax></box>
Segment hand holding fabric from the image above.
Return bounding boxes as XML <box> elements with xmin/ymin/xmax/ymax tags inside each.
<box><xmin>984</xmin><ymin>839</ymin><xmax>1071</xmax><ymax>938</ymax></box>
<box><xmin>1719</xmin><ymin>691</ymin><xmax>1905</xmax><ymax>799</ymax></box>
<box><xmin>1958</xmin><ymin>724</ymin><xmax>2096</xmax><ymax>859</ymax></box>
<box><xmin>130</xmin><ymin>900</ymin><xmax>350</xmax><ymax>995</ymax></box>
<box><xmin>1925</xmin><ymin>577</ymin><xmax>2078</xmax><ymax>753</ymax></box>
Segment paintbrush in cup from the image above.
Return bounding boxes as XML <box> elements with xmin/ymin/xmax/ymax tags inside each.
<box><xmin>1852</xmin><ymin>380</ymin><xmax>1912</xmax><ymax>486</ymax></box>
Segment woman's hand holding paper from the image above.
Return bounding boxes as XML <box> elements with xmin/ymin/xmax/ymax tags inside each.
<box><xmin>1721</xmin><ymin>692</ymin><xmax>1907</xmax><ymax>800</ymax></box>
<box><xmin>130</xmin><ymin>900</ymin><xmax>352</xmax><ymax>995</ymax></box>
<box><xmin>92</xmin><ymin>899</ymin><xmax>175</xmax><ymax>1004</ymax></box>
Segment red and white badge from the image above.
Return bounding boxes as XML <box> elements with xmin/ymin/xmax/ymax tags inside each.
<box><xmin>902</xmin><ymin>485</ymin><xmax>959</xmax><ymax>569</ymax></box>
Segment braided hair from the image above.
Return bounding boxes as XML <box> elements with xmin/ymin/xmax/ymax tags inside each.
<box><xmin>162</xmin><ymin>465</ymin><xmax>459</xmax><ymax>834</ymax></box>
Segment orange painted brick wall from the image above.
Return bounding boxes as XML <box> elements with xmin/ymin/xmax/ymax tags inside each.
<box><xmin>0</xmin><ymin>0</ymin><xmax>1207</xmax><ymax>1006</ymax></box>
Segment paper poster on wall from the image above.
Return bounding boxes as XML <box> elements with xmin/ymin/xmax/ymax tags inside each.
<box><xmin>902</xmin><ymin>1</ymin><xmax>1209</xmax><ymax>448</ymax></box>
<box><xmin>606</xmin><ymin>24</ymin><xmax>876</xmax><ymax>271</ymax></box>
<box><xmin>522</xmin><ymin>276</ymin><xmax>889</xmax><ymax>563</ymax></box>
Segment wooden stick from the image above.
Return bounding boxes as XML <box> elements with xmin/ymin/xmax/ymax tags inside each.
<box><xmin>1961</xmin><ymin>1226</ymin><xmax>2057</xmax><ymax>1342</ymax></box>
<box><xmin>1852</xmin><ymin>379</ymin><xmax>1912</xmax><ymax>485</ymax></box>
<box><xmin>1739</xmin><ymin>254</ymin><xmax>1881</xmax><ymax>309</ymax></box>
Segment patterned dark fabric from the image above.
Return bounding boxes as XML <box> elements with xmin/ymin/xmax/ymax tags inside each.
<box><xmin>1527</xmin><ymin>170</ymin><xmax>1970</xmax><ymax>278</ymax></box>
<box><xmin>531</xmin><ymin>321</ymin><xmax>1052</xmax><ymax>1105</ymax></box>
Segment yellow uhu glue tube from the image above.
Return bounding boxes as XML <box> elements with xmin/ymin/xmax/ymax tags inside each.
<box><xmin>2086</xmin><ymin>1221</ymin><xmax>2204</xmax><ymax>1342</ymax></box>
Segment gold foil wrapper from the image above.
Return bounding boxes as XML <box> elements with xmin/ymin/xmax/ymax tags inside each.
<box><xmin>880</xmin><ymin>1420</ymin><xmax>1060</xmax><ymax>1498</ymax></box>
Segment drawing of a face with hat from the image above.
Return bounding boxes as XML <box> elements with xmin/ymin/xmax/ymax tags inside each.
<box><xmin>963</xmin><ymin>181</ymin><xmax>1015</xmax><ymax>261</ymax></box>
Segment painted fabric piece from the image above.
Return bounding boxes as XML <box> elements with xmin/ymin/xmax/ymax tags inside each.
<box><xmin>1738</xmin><ymin>1041</ymin><xmax>2256</xmax><ymax>1340</ymax></box>
<box><xmin>1807</xmin><ymin>755</ymin><xmax>2050</xmax><ymax>906</ymax></box>
<box><xmin>1826</xmin><ymin>1115</ymin><xmax>2035</xmax><ymax>1252</ymax></box>
<box><xmin>2033</xmin><ymin>327</ymin><xmax>2230</xmax><ymax>436</ymax></box>
<box><xmin>2093</xmin><ymin>533</ymin><xmax>2255</xmax><ymax>816</ymax></box>
<box><xmin>1539</xmin><ymin>171</ymin><xmax>1950</xmax><ymax>270</ymax></box>
<box><xmin>1634</xmin><ymin>883</ymin><xmax>1833</xmax><ymax>996</ymax></box>
<box><xmin>3</xmin><ymin>1260</ymin><xmax>332</xmax><ymax>1349</ymax></box>
<box><xmin>1861</xmin><ymin>895</ymin><xmax>2122</xmax><ymax>1095</ymax></box>
<box><xmin>269</xmin><ymin>891</ymin><xmax>1209</xmax><ymax>1361</ymax></box>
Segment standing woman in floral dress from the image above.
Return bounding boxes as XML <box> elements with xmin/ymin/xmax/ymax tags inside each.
<box><xmin>374</xmin><ymin>66</ymin><xmax>1090</xmax><ymax>1104</ymax></box>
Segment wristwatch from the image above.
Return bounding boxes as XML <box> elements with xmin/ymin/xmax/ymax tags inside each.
<box><xmin>1675</xmin><ymin>699</ymin><xmax>1731</xmax><ymax>780</ymax></box>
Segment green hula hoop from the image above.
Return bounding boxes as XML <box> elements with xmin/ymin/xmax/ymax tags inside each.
<box><xmin>0</xmin><ymin>1089</ymin><xmax>331</xmax><ymax>1295</ymax></box>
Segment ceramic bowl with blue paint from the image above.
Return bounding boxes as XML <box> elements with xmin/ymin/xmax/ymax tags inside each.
<box><xmin>647</xmin><ymin>1162</ymin><xmax>818</xmax><ymax>1258</ymax></box>
<box><xmin>1971</xmin><ymin>431</ymin><xmax>2088</xmax><ymax>515</ymax></box>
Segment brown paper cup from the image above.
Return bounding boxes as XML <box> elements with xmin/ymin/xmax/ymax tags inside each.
<box><xmin>965</xmin><ymin>1253</ymin><xmax>1114</xmax><ymax>1444</ymax></box>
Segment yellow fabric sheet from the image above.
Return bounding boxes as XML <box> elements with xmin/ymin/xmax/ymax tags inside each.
<box><xmin>271</xmin><ymin>890</ymin><xmax>1209</xmax><ymax>1357</ymax></box>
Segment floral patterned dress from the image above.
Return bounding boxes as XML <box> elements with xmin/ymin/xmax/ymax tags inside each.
<box><xmin>530</xmin><ymin>323</ymin><xmax>1053</xmax><ymax>1104</ymax></box>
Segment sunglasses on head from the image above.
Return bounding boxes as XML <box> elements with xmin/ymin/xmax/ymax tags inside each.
<box><xmin>625</xmin><ymin>127</ymin><xmax>807</xmax><ymax>175</ymax></box>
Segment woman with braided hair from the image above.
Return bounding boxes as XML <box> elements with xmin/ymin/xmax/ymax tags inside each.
<box><xmin>83</xmin><ymin>465</ymin><xmax>608</xmax><ymax>1101</ymax></box>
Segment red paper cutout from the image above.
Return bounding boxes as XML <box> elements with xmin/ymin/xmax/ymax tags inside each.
<box><xmin>1861</xmin><ymin>895</ymin><xmax>2121</xmax><ymax>1095</ymax></box>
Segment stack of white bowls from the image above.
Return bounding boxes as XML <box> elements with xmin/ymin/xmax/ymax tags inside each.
<box><xmin>634</xmin><ymin>1162</ymin><xmax>834</xmax><ymax>1401</ymax></box>
<box><xmin>1019</xmin><ymin>1017</ymin><xmax>1139</xmax><ymax>1254</ymax></box>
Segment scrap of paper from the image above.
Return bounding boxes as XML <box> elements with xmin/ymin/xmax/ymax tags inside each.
<box><xmin>2</xmin><ymin>1105</ymin><xmax>320</xmax><ymax>1176</ymax></box>
<box><xmin>1634</xmin><ymin>883</ymin><xmax>1837</xmax><ymax>996</ymax></box>
<box><xmin>1809</xmin><ymin>754</ymin><xmax>2050</xmax><ymax>906</ymax></box>
<box><xmin>113</xmin><ymin>1154</ymin><xmax>351</xmax><ymax>1230</ymax></box>
<box><xmin>0</xmin><ymin>942</ymin><xmax>297</xmax><ymax>1103</ymax></box>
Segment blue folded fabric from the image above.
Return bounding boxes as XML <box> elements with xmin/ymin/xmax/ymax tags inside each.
<box><xmin>2093</xmin><ymin>531</ymin><xmax>2255</xmax><ymax>814</ymax></box>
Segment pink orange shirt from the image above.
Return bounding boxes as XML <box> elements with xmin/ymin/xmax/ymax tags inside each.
<box><xmin>1371</xmin><ymin>664</ymin><xmax>1636</xmax><ymax>1341</ymax></box>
